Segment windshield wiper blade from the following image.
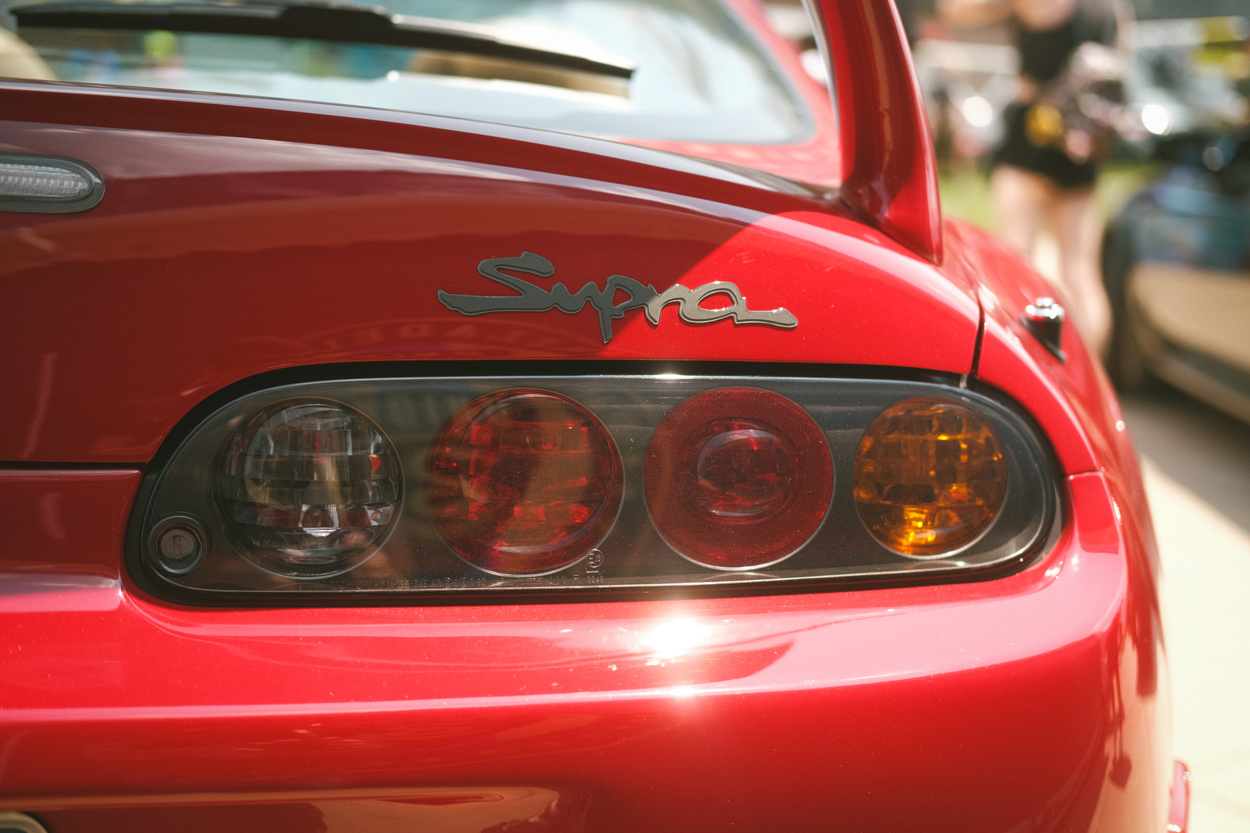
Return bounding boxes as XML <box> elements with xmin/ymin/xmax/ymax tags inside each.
<box><xmin>12</xmin><ymin>0</ymin><xmax>636</xmax><ymax>79</ymax></box>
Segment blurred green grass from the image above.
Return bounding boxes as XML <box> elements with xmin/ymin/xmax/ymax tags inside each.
<box><xmin>938</xmin><ymin>162</ymin><xmax>1162</xmax><ymax>233</ymax></box>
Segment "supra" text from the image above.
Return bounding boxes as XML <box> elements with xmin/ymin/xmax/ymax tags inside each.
<box><xmin>438</xmin><ymin>253</ymin><xmax>798</xmax><ymax>344</ymax></box>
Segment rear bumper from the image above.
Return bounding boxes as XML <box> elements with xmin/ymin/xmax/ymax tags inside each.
<box><xmin>0</xmin><ymin>469</ymin><xmax>1173</xmax><ymax>831</ymax></box>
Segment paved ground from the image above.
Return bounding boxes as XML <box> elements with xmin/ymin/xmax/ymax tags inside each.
<box><xmin>1119</xmin><ymin>386</ymin><xmax>1250</xmax><ymax>831</ymax></box>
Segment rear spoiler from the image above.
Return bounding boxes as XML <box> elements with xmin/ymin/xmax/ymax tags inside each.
<box><xmin>808</xmin><ymin>0</ymin><xmax>942</xmax><ymax>263</ymax></box>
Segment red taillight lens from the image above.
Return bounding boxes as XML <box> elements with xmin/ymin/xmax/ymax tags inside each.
<box><xmin>215</xmin><ymin>399</ymin><xmax>402</xmax><ymax>577</ymax></box>
<box><xmin>426</xmin><ymin>389</ymin><xmax>623</xmax><ymax>576</ymax></box>
<box><xmin>644</xmin><ymin>387</ymin><xmax>833</xmax><ymax>570</ymax></box>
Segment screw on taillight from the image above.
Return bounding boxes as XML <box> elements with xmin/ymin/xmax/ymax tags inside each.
<box><xmin>425</xmin><ymin>389</ymin><xmax>623</xmax><ymax>576</ymax></box>
<box><xmin>644</xmin><ymin>387</ymin><xmax>833</xmax><ymax>569</ymax></box>
<box><xmin>149</xmin><ymin>515</ymin><xmax>208</xmax><ymax>575</ymax></box>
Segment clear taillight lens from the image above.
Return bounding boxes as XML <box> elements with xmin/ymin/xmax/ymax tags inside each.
<box><xmin>426</xmin><ymin>390</ymin><xmax>622</xmax><ymax>576</ymax></box>
<box><xmin>215</xmin><ymin>399</ymin><xmax>402</xmax><ymax>577</ymax></box>
<box><xmin>131</xmin><ymin>375</ymin><xmax>1058</xmax><ymax>601</ymax></box>
<box><xmin>645</xmin><ymin>388</ymin><xmax>832</xmax><ymax>570</ymax></box>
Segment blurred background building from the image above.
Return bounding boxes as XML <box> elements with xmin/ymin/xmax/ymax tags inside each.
<box><xmin>765</xmin><ymin>0</ymin><xmax>1248</xmax><ymax>170</ymax></box>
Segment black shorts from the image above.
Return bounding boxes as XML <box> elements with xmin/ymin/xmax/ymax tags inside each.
<box><xmin>993</xmin><ymin>102</ymin><xmax>1098</xmax><ymax>190</ymax></box>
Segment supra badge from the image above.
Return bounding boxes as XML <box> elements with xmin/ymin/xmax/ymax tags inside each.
<box><xmin>438</xmin><ymin>253</ymin><xmax>798</xmax><ymax>343</ymax></box>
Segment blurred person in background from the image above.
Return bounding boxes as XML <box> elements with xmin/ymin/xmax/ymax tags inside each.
<box><xmin>939</xmin><ymin>0</ymin><xmax>1130</xmax><ymax>360</ymax></box>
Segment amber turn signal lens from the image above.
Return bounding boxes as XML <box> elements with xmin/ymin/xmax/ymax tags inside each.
<box><xmin>853</xmin><ymin>398</ymin><xmax>1007</xmax><ymax>557</ymax></box>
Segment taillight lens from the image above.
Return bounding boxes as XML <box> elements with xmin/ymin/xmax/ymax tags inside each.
<box><xmin>215</xmin><ymin>399</ymin><xmax>402</xmax><ymax>577</ymax></box>
<box><xmin>853</xmin><ymin>397</ymin><xmax>1007</xmax><ymax>557</ymax></box>
<box><xmin>426</xmin><ymin>389</ymin><xmax>623</xmax><ymax>576</ymax></box>
<box><xmin>645</xmin><ymin>388</ymin><xmax>832</xmax><ymax>569</ymax></box>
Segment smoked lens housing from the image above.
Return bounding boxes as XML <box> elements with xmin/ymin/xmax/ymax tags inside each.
<box><xmin>130</xmin><ymin>374</ymin><xmax>1058</xmax><ymax>602</ymax></box>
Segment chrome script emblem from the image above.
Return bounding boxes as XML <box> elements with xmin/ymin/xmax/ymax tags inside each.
<box><xmin>438</xmin><ymin>253</ymin><xmax>798</xmax><ymax>344</ymax></box>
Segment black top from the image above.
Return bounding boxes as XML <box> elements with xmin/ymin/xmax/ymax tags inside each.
<box><xmin>1018</xmin><ymin>18</ymin><xmax>1079</xmax><ymax>83</ymax></box>
<box><xmin>1015</xmin><ymin>5</ymin><xmax>1117</xmax><ymax>85</ymax></box>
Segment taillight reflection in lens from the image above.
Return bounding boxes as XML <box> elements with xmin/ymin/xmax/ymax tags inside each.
<box><xmin>853</xmin><ymin>397</ymin><xmax>1007</xmax><ymax>557</ymax></box>
<box><xmin>426</xmin><ymin>389</ymin><xmax>623</xmax><ymax>576</ymax></box>
<box><xmin>215</xmin><ymin>399</ymin><xmax>402</xmax><ymax>577</ymax></box>
<box><xmin>645</xmin><ymin>387</ymin><xmax>833</xmax><ymax>569</ymax></box>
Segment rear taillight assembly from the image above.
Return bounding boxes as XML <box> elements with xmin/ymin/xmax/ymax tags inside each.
<box><xmin>130</xmin><ymin>373</ymin><xmax>1059</xmax><ymax>602</ymax></box>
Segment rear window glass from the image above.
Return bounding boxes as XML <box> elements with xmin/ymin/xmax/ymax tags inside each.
<box><xmin>7</xmin><ymin>0</ymin><xmax>812</xmax><ymax>144</ymax></box>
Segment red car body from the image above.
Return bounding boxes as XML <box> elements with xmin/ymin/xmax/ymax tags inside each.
<box><xmin>0</xmin><ymin>0</ymin><xmax>1186</xmax><ymax>830</ymax></box>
